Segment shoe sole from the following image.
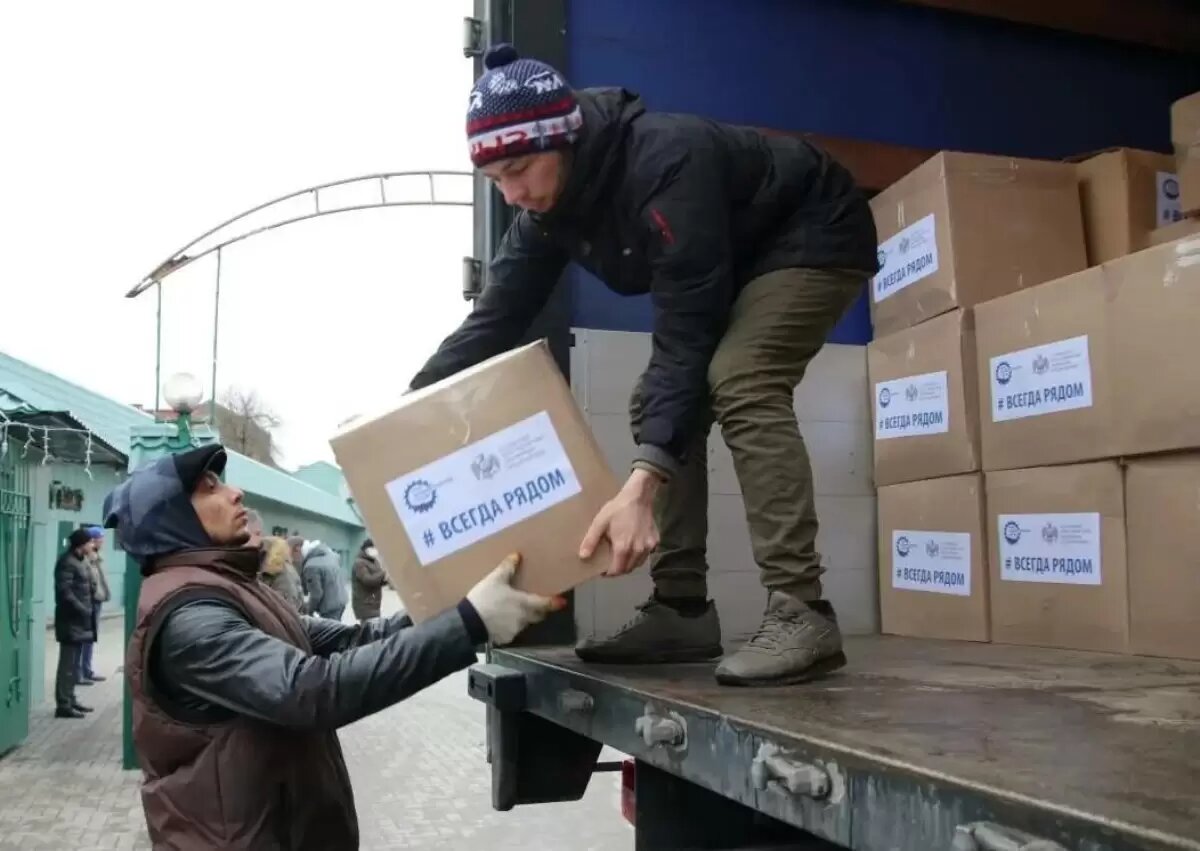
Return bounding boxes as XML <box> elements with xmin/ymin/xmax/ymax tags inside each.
<box><xmin>714</xmin><ymin>651</ymin><xmax>848</xmax><ymax>687</ymax></box>
<box><xmin>575</xmin><ymin>644</ymin><xmax>725</xmax><ymax>665</ymax></box>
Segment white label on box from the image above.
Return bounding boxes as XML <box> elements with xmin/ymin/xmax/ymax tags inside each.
<box><xmin>873</xmin><ymin>213</ymin><xmax>940</xmax><ymax>303</ymax></box>
<box><xmin>891</xmin><ymin>530</ymin><xmax>972</xmax><ymax>596</ymax></box>
<box><xmin>997</xmin><ymin>512</ymin><xmax>1102</xmax><ymax>585</ymax></box>
<box><xmin>874</xmin><ymin>370</ymin><xmax>950</xmax><ymax>440</ymax></box>
<box><xmin>384</xmin><ymin>410</ymin><xmax>582</xmax><ymax>566</ymax></box>
<box><xmin>989</xmin><ymin>335</ymin><xmax>1093</xmax><ymax>423</ymax></box>
<box><xmin>1157</xmin><ymin>171</ymin><xmax>1183</xmax><ymax>225</ymax></box>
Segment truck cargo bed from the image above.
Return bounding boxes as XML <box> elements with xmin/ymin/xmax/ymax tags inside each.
<box><xmin>487</xmin><ymin>636</ymin><xmax>1200</xmax><ymax>849</ymax></box>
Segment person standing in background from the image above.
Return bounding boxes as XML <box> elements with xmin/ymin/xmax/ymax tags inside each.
<box><xmin>260</xmin><ymin>535</ymin><xmax>306</xmax><ymax>612</ymax></box>
<box><xmin>301</xmin><ymin>539</ymin><xmax>349</xmax><ymax>620</ymax></box>
<box><xmin>76</xmin><ymin>525</ymin><xmax>110</xmax><ymax>685</ymax></box>
<box><xmin>351</xmin><ymin>539</ymin><xmax>388</xmax><ymax>621</ymax></box>
<box><xmin>54</xmin><ymin>528</ymin><xmax>96</xmax><ymax>718</ymax></box>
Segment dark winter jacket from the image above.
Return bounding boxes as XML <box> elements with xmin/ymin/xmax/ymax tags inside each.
<box><xmin>54</xmin><ymin>550</ymin><xmax>95</xmax><ymax>644</ymax></box>
<box><xmin>410</xmin><ymin>87</ymin><xmax>877</xmax><ymax>473</ymax></box>
<box><xmin>352</xmin><ymin>552</ymin><xmax>388</xmax><ymax>621</ymax></box>
<box><xmin>302</xmin><ymin>544</ymin><xmax>349</xmax><ymax>617</ymax></box>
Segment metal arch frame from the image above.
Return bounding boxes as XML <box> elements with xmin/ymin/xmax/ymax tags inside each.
<box><xmin>125</xmin><ymin>169</ymin><xmax>473</xmax><ymax>419</ymax></box>
<box><xmin>126</xmin><ymin>170</ymin><xmax>473</xmax><ymax>298</ymax></box>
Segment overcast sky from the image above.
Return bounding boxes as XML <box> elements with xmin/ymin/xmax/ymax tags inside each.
<box><xmin>1</xmin><ymin>1</ymin><xmax>475</xmax><ymax>468</ymax></box>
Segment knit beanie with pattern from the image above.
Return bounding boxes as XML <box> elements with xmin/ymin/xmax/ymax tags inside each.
<box><xmin>466</xmin><ymin>43</ymin><xmax>582</xmax><ymax>168</ymax></box>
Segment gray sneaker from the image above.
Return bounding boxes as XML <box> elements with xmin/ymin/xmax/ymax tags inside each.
<box><xmin>575</xmin><ymin>597</ymin><xmax>723</xmax><ymax>664</ymax></box>
<box><xmin>714</xmin><ymin>592</ymin><xmax>846</xmax><ymax>686</ymax></box>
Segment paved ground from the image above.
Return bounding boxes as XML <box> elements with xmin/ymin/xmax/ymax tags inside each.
<box><xmin>0</xmin><ymin>591</ymin><xmax>632</xmax><ymax>849</ymax></box>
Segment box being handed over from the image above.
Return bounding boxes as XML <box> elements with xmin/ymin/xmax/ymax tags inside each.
<box><xmin>331</xmin><ymin>340</ymin><xmax>618</xmax><ymax>623</ymax></box>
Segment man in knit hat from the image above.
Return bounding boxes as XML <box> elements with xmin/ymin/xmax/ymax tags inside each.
<box><xmin>409</xmin><ymin>45</ymin><xmax>878</xmax><ymax>687</ymax></box>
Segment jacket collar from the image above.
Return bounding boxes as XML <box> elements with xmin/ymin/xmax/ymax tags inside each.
<box><xmin>534</xmin><ymin>87</ymin><xmax>645</xmax><ymax>228</ymax></box>
<box><xmin>149</xmin><ymin>546</ymin><xmax>263</xmax><ymax>581</ymax></box>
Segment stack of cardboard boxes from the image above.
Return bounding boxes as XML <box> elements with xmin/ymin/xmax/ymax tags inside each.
<box><xmin>867</xmin><ymin>91</ymin><xmax>1200</xmax><ymax>660</ymax></box>
<box><xmin>868</xmin><ymin>151</ymin><xmax>1088</xmax><ymax>644</ymax></box>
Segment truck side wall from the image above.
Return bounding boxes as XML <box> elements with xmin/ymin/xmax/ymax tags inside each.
<box><xmin>565</xmin><ymin>0</ymin><xmax>1200</xmax><ymax>342</ymax></box>
<box><xmin>560</xmin><ymin>0</ymin><xmax>1200</xmax><ymax>640</ymax></box>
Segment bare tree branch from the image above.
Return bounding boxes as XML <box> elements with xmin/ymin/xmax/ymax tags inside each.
<box><xmin>216</xmin><ymin>386</ymin><xmax>284</xmax><ymax>466</ymax></box>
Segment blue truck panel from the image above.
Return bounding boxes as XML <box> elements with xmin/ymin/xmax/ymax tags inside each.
<box><xmin>562</xmin><ymin>0</ymin><xmax>1200</xmax><ymax>341</ymax></box>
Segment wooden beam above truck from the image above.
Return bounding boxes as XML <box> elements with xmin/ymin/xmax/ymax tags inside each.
<box><xmin>895</xmin><ymin>0</ymin><xmax>1200</xmax><ymax>55</ymax></box>
<box><xmin>761</xmin><ymin>129</ymin><xmax>936</xmax><ymax>194</ymax></box>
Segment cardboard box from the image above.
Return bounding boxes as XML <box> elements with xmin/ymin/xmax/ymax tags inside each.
<box><xmin>974</xmin><ymin>266</ymin><xmax>1118</xmax><ymax>471</ymax></box>
<box><xmin>1172</xmin><ymin>91</ymin><xmax>1200</xmax><ymax>214</ymax></box>
<box><xmin>1147</xmin><ymin>215</ymin><xmax>1200</xmax><ymax>247</ymax></box>
<box><xmin>877</xmin><ymin>474</ymin><xmax>989</xmax><ymax>642</ymax></box>
<box><xmin>1125</xmin><ymin>454</ymin><xmax>1200</xmax><ymax>660</ymax></box>
<box><xmin>985</xmin><ymin>462</ymin><xmax>1127</xmax><ymax>653</ymax></box>
<box><xmin>1074</xmin><ymin>148</ymin><xmax>1179</xmax><ymax>264</ymax></box>
<box><xmin>869</xmin><ymin>151</ymin><xmax>1087</xmax><ymax>337</ymax></box>
<box><xmin>330</xmin><ymin>340</ymin><xmax>618</xmax><ymax>623</ymax></box>
<box><xmin>976</xmin><ymin>234</ymin><xmax>1200</xmax><ymax>467</ymax></box>
<box><xmin>1107</xmin><ymin>235</ymin><xmax>1200</xmax><ymax>457</ymax></box>
<box><xmin>867</xmin><ymin>309</ymin><xmax>980</xmax><ymax>486</ymax></box>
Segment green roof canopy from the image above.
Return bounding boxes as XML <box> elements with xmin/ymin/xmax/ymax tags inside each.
<box><xmin>0</xmin><ymin>350</ymin><xmax>362</xmax><ymax>527</ymax></box>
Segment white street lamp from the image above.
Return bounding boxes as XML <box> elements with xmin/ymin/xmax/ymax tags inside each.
<box><xmin>162</xmin><ymin>372</ymin><xmax>205</xmax><ymax>414</ymax></box>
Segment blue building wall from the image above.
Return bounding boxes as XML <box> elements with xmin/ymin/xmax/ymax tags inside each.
<box><xmin>561</xmin><ymin>0</ymin><xmax>1200</xmax><ymax>342</ymax></box>
<box><xmin>28</xmin><ymin>461</ymin><xmax>126</xmax><ymax>704</ymax></box>
<box><xmin>245</xmin><ymin>496</ymin><xmax>365</xmax><ymax>580</ymax></box>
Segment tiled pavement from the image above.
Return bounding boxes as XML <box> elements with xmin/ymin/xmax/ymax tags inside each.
<box><xmin>0</xmin><ymin>592</ymin><xmax>632</xmax><ymax>850</ymax></box>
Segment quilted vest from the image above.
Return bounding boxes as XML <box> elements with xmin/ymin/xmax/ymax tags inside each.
<box><xmin>126</xmin><ymin>548</ymin><xmax>358</xmax><ymax>850</ymax></box>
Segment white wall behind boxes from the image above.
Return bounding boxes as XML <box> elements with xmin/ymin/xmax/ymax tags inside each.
<box><xmin>570</xmin><ymin>329</ymin><xmax>878</xmax><ymax>644</ymax></box>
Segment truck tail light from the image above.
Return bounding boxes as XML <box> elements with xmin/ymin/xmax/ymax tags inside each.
<box><xmin>620</xmin><ymin>759</ymin><xmax>636</xmax><ymax>826</ymax></box>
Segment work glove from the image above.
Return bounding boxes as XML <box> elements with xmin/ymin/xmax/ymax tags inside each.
<box><xmin>466</xmin><ymin>553</ymin><xmax>564</xmax><ymax>645</ymax></box>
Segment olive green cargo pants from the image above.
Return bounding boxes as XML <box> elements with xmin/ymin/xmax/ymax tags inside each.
<box><xmin>630</xmin><ymin>268</ymin><xmax>866</xmax><ymax>602</ymax></box>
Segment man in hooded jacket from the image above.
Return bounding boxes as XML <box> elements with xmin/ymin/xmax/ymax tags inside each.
<box><xmin>104</xmin><ymin>442</ymin><xmax>560</xmax><ymax>849</ymax></box>
<box><xmin>300</xmin><ymin>538</ymin><xmax>349</xmax><ymax>620</ymax></box>
<box><xmin>409</xmin><ymin>46</ymin><xmax>878</xmax><ymax>686</ymax></box>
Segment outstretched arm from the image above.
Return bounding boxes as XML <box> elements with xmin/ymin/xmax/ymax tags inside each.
<box><xmin>302</xmin><ymin>609</ymin><xmax>416</xmax><ymax>656</ymax></box>
<box><xmin>151</xmin><ymin>600</ymin><xmax>483</xmax><ymax>731</ymax></box>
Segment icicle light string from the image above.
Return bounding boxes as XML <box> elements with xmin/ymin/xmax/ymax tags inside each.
<box><xmin>0</xmin><ymin>413</ymin><xmax>102</xmax><ymax>479</ymax></box>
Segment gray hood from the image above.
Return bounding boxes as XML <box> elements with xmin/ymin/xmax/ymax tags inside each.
<box><xmin>303</xmin><ymin>543</ymin><xmax>339</xmax><ymax>570</ymax></box>
<box><xmin>102</xmin><ymin>444</ymin><xmax>226</xmax><ymax>571</ymax></box>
